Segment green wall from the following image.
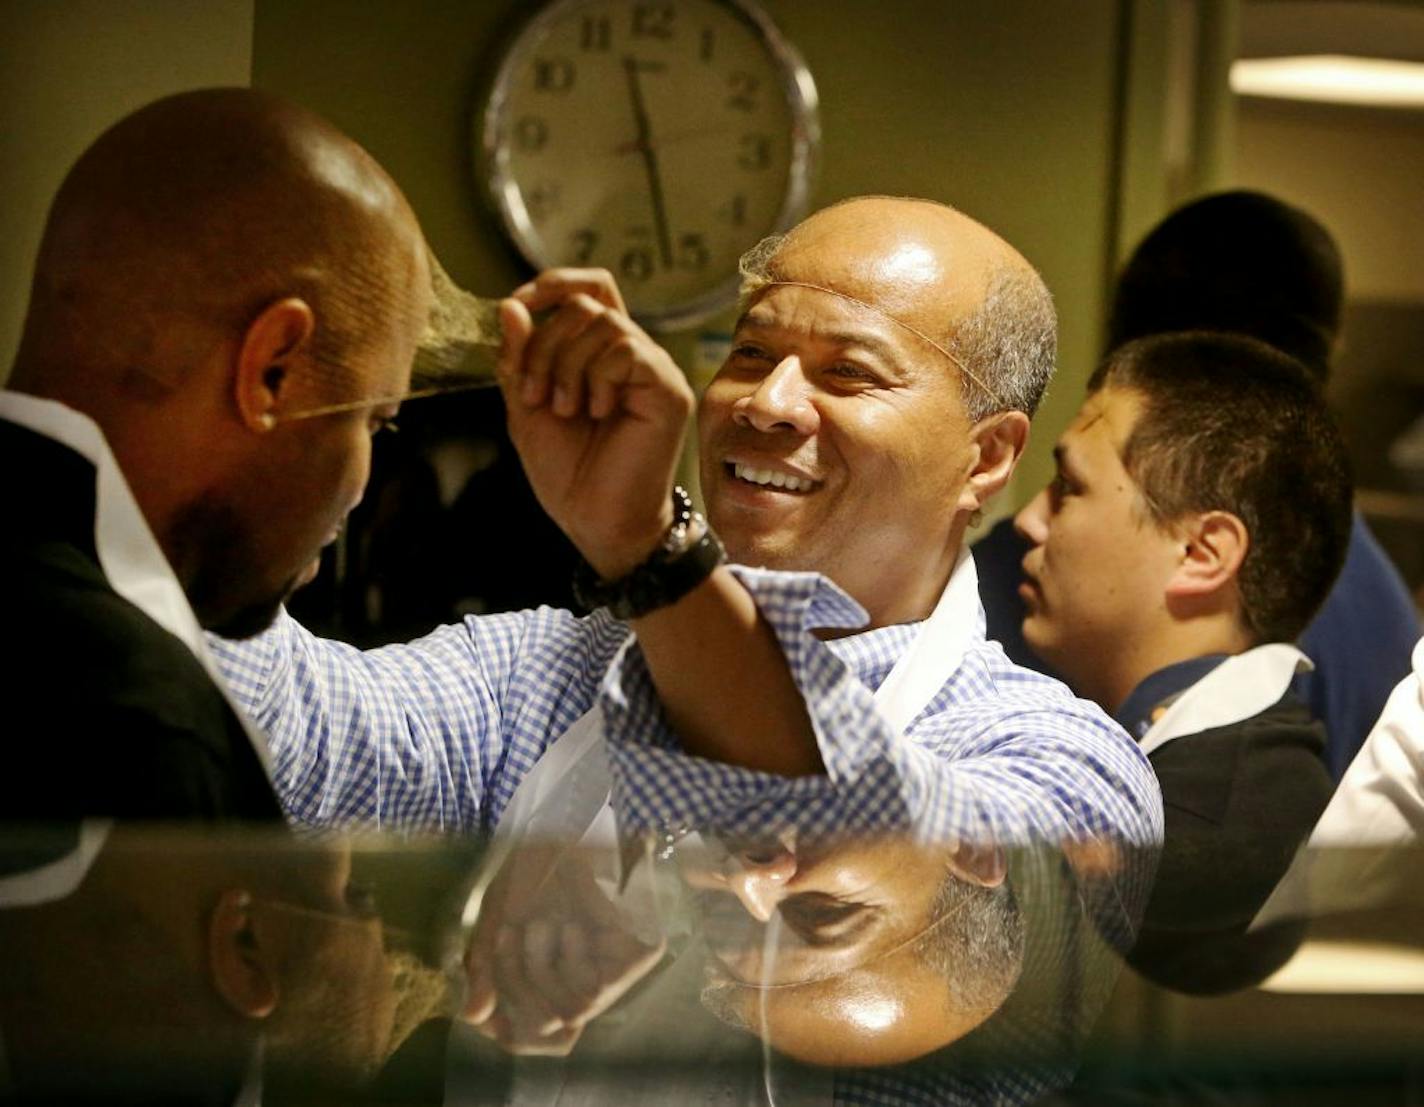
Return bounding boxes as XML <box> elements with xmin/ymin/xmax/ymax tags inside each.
<box><xmin>252</xmin><ymin>0</ymin><xmax>1143</xmax><ymax>509</ymax></box>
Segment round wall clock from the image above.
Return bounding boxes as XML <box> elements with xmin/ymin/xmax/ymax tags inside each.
<box><xmin>479</xmin><ymin>0</ymin><xmax>820</xmax><ymax>331</ymax></box>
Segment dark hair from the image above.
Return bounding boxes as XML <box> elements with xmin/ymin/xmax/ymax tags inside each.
<box><xmin>912</xmin><ymin>871</ymin><xmax>1026</xmax><ymax>1018</ymax></box>
<box><xmin>1087</xmin><ymin>332</ymin><xmax>1352</xmax><ymax>644</ymax></box>
<box><xmin>1109</xmin><ymin>190</ymin><xmax>1343</xmax><ymax>380</ymax></box>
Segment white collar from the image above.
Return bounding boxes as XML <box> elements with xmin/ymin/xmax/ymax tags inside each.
<box><xmin>1139</xmin><ymin>643</ymin><xmax>1313</xmax><ymax>756</ymax></box>
<box><xmin>0</xmin><ymin>393</ymin><xmax>274</xmax><ymax>778</ymax></box>
<box><xmin>874</xmin><ymin>545</ymin><xmax>979</xmax><ymax>733</ymax></box>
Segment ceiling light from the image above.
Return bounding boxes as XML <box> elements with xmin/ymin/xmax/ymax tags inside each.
<box><xmin>1231</xmin><ymin>54</ymin><xmax>1424</xmax><ymax>108</ymax></box>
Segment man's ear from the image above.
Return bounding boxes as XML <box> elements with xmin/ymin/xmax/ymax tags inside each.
<box><xmin>1166</xmin><ymin>510</ymin><xmax>1249</xmax><ymax>601</ymax></box>
<box><xmin>234</xmin><ymin>297</ymin><xmax>315</xmax><ymax>433</ymax></box>
<box><xmin>208</xmin><ymin>889</ymin><xmax>280</xmax><ymax>1019</ymax></box>
<box><xmin>958</xmin><ymin>411</ymin><xmax>1031</xmax><ymax>514</ymax></box>
<box><xmin>947</xmin><ymin>839</ymin><xmax>1007</xmax><ymax>889</ymax></box>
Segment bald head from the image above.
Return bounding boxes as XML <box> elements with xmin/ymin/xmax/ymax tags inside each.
<box><xmin>754</xmin><ymin>197</ymin><xmax>1056</xmax><ymax>419</ymax></box>
<box><xmin>6</xmin><ymin>88</ymin><xmax>433</xmax><ymax>634</ymax></box>
<box><xmin>11</xmin><ymin>87</ymin><xmax>425</xmax><ymax>406</ymax></box>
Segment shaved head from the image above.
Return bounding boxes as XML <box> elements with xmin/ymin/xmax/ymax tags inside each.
<box><xmin>12</xmin><ymin>87</ymin><xmax>423</xmax><ymax>407</ymax></box>
<box><xmin>756</xmin><ymin>197</ymin><xmax>1056</xmax><ymax>419</ymax></box>
<box><xmin>7</xmin><ymin>88</ymin><xmax>433</xmax><ymax>633</ymax></box>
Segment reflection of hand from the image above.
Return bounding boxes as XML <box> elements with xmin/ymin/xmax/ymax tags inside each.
<box><xmin>462</xmin><ymin>844</ymin><xmax>666</xmax><ymax>1056</ymax></box>
<box><xmin>496</xmin><ymin>269</ymin><xmax>694</xmax><ymax>581</ymax></box>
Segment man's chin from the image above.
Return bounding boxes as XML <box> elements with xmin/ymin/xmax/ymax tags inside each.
<box><xmin>205</xmin><ymin>596</ymin><xmax>287</xmax><ymax>640</ymax></box>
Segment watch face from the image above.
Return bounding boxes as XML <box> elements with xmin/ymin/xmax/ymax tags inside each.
<box><xmin>481</xmin><ymin>0</ymin><xmax>819</xmax><ymax>330</ymax></box>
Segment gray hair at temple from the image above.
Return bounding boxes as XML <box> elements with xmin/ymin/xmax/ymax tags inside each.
<box><xmin>738</xmin><ymin>198</ymin><xmax>1057</xmax><ymax>423</ymax></box>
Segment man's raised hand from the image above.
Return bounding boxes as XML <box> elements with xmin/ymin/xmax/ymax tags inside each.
<box><xmin>497</xmin><ymin>269</ymin><xmax>695</xmax><ymax>582</ymax></box>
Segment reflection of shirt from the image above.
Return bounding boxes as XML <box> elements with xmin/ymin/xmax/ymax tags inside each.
<box><xmin>213</xmin><ymin>562</ymin><xmax>1161</xmax><ymax>1106</ymax></box>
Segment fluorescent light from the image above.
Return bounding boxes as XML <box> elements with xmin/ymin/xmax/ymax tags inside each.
<box><xmin>1262</xmin><ymin>940</ymin><xmax>1424</xmax><ymax>994</ymax></box>
<box><xmin>1231</xmin><ymin>55</ymin><xmax>1424</xmax><ymax>108</ymax></box>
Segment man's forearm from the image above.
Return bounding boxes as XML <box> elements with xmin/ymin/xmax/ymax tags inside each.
<box><xmin>630</xmin><ymin>566</ymin><xmax>823</xmax><ymax>777</ymax></box>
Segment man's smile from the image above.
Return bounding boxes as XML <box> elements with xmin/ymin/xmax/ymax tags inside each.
<box><xmin>724</xmin><ymin>459</ymin><xmax>822</xmax><ymax>495</ymax></box>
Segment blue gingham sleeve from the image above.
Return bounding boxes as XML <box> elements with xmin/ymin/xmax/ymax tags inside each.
<box><xmin>209</xmin><ymin>606</ymin><xmax>629</xmax><ymax>832</ymax></box>
<box><xmin>601</xmin><ymin>567</ymin><xmax>1164</xmax><ymax>851</ymax></box>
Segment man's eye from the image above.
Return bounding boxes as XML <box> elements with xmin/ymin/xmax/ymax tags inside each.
<box><xmin>824</xmin><ymin>363</ymin><xmax>876</xmax><ymax>384</ymax></box>
<box><xmin>1050</xmin><ymin>473</ymin><xmax>1074</xmax><ymax>499</ymax></box>
<box><xmin>730</xmin><ymin>343</ymin><xmax>771</xmax><ymax>361</ymax></box>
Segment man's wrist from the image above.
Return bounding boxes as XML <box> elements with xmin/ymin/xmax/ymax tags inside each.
<box><xmin>572</xmin><ymin>487</ymin><xmax>725</xmax><ymax>620</ymax></box>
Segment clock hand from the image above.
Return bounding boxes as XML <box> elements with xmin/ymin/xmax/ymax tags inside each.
<box><xmin>622</xmin><ymin>56</ymin><xmax>675</xmax><ymax>271</ymax></box>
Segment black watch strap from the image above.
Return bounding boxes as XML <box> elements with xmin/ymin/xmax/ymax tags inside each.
<box><xmin>571</xmin><ymin>487</ymin><xmax>726</xmax><ymax>620</ymax></box>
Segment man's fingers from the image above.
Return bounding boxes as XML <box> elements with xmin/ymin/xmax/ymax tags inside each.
<box><xmin>572</xmin><ymin>930</ymin><xmax>666</xmax><ymax>1025</ymax></box>
<box><xmin>520</xmin><ymin>294</ymin><xmax>603</xmax><ymax>414</ymax></box>
<box><xmin>492</xmin><ymin>924</ymin><xmax>564</xmax><ymax>1037</ymax></box>
<box><xmin>496</xmin><ymin>298</ymin><xmax>535</xmax><ymax>406</ymax></box>
<box><xmin>559</xmin><ymin>918</ymin><xmax>602</xmax><ymax>1007</ymax></box>
<box><xmin>514</xmin><ymin>268</ymin><xmax>628</xmax><ymax>315</ymax></box>
<box><xmin>522</xmin><ymin>917</ymin><xmax>587</xmax><ymax>1025</ymax></box>
<box><xmin>462</xmin><ymin>950</ymin><xmax>498</xmax><ymax>1024</ymax></box>
<box><xmin>548</xmin><ymin>311</ymin><xmax>634</xmax><ymax>419</ymax></box>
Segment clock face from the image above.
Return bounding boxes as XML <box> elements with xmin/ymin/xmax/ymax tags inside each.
<box><xmin>480</xmin><ymin>0</ymin><xmax>819</xmax><ymax>330</ymax></box>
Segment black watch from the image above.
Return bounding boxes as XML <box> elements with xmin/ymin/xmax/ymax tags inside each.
<box><xmin>571</xmin><ymin>486</ymin><xmax>726</xmax><ymax>620</ymax></box>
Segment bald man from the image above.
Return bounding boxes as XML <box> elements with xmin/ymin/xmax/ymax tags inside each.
<box><xmin>0</xmin><ymin>88</ymin><xmax>431</xmax><ymax>820</ymax></box>
<box><xmin>215</xmin><ymin>197</ymin><xmax>1163</xmax><ymax>1099</ymax></box>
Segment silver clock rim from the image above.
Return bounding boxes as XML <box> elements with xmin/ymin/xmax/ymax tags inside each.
<box><xmin>477</xmin><ymin>0</ymin><xmax>820</xmax><ymax>332</ymax></box>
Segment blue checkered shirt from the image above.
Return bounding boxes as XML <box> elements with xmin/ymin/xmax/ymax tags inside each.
<box><xmin>212</xmin><ymin>564</ymin><xmax>1162</xmax><ymax>1105</ymax></box>
<box><xmin>213</xmin><ymin>561</ymin><xmax>1167</xmax><ymax>849</ymax></box>
<box><xmin>212</xmin><ymin>565</ymin><xmax>1159</xmax><ymax>852</ymax></box>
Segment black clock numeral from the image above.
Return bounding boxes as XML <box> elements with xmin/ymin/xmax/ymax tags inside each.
<box><xmin>677</xmin><ymin>233</ymin><xmax>710</xmax><ymax>271</ymax></box>
<box><xmin>514</xmin><ymin>116</ymin><xmax>548</xmax><ymax>152</ymax></box>
<box><xmin>721</xmin><ymin>194</ymin><xmax>748</xmax><ymax>227</ymax></box>
<box><xmin>632</xmin><ymin>2</ymin><xmax>674</xmax><ymax>40</ymax></box>
<box><xmin>534</xmin><ymin>56</ymin><xmax>575</xmax><ymax>92</ymax></box>
<box><xmin>699</xmin><ymin>26</ymin><xmax>714</xmax><ymax>62</ymax></box>
<box><xmin>620</xmin><ymin>246</ymin><xmax>655</xmax><ymax>282</ymax></box>
<box><xmin>726</xmin><ymin>71</ymin><xmax>759</xmax><ymax>112</ymax></box>
<box><xmin>580</xmin><ymin>14</ymin><xmax>612</xmax><ymax>51</ymax></box>
<box><xmin>737</xmin><ymin>133</ymin><xmax>772</xmax><ymax>170</ymax></box>
<box><xmin>569</xmin><ymin>229</ymin><xmax>599</xmax><ymax>265</ymax></box>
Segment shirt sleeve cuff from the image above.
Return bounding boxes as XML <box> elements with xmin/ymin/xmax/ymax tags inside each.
<box><xmin>599</xmin><ymin>566</ymin><xmax>917</xmax><ymax>838</ymax></box>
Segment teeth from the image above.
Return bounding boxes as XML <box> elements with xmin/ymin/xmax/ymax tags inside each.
<box><xmin>732</xmin><ymin>463</ymin><xmax>816</xmax><ymax>492</ymax></box>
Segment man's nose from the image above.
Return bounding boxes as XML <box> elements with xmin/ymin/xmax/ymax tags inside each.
<box><xmin>1014</xmin><ymin>486</ymin><xmax>1050</xmax><ymax>545</ymax></box>
<box><xmin>732</xmin><ymin>355</ymin><xmax>819</xmax><ymax>436</ymax></box>
<box><xmin>725</xmin><ymin>844</ymin><xmax>798</xmax><ymax>923</ymax></box>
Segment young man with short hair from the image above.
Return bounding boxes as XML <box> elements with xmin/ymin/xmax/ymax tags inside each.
<box><xmin>1015</xmin><ymin>330</ymin><xmax>1353</xmax><ymax>991</ymax></box>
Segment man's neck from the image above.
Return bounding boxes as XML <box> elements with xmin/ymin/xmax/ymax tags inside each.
<box><xmin>1090</xmin><ymin>617</ymin><xmax>1256</xmax><ymax>717</ymax></box>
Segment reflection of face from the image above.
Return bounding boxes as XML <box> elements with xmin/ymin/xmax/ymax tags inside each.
<box><xmin>265</xmin><ymin>844</ymin><xmax>399</xmax><ymax>1084</ymax></box>
<box><xmin>191</xmin><ymin>232</ymin><xmax>432</xmax><ymax>638</ymax></box>
<box><xmin>697</xmin><ymin>204</ymin><xmax>993</xmax><ymax>629</ymax></box>
<box><xmin>680</xmin><ymin>835</ymin><xmax>992</xmax><ymax>1066</ymax></box>
<box><xmin>1014</xmin><ymin>387</ymin><xmax>1182</xmax><ymax>707</ymax></box>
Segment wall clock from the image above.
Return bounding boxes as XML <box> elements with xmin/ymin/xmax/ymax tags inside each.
<box><xmin>480</xmin><ymin>0</ymin><xmax>820</xmax><ymax>330</ymax></box>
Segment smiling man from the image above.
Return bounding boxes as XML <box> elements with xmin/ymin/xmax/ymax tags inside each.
<box><xmin>1015</xmin><ymin>331</ymin><xmax>1352</xmax><ymax>992</ymax></box>
<box><xmin>213</xmin><ymin>197</ymin><xmax>1161</xmax><ymax>1098</ymax></box>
